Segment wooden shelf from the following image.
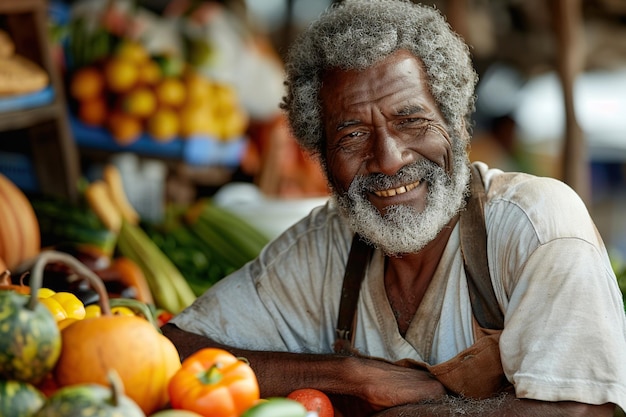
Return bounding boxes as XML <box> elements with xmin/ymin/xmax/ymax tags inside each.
<box><xmin>0</xmin><ymin>0</ymin><xmax>80</xmax><ymax>202</ymax></box>
<box><xmin>0</xmin><ymin>102</ymin><xmax>61</xmax><ymax>132</ymax></box>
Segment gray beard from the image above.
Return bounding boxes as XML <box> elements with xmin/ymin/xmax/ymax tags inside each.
<box><xmin>333</xmin><ymin>157</ymin><xmax>470</xmax><ymax>256</ymax></box>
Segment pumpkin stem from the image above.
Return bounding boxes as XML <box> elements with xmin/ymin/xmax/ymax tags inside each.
<box><xmin>200</xmin><ymin>364</ymin><xmax>224</xmax><ymax>385</ymax></box>
<box><xmin>106</xmin><ymin>369</ymin><xmax>125</xmax><ymax>407</ymax></box>
<box><xmin>25</xmin><ymin>251</ymin><xmax>112</xmax><ymax>316</ymax></box>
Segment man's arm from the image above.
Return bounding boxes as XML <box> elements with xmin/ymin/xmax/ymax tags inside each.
<box><xmin>372</xmin><ymin>395</ymin><xmax>616</xmax><ymax>417</ymax></box>
<box><xmin>162</xmin><ymin>324</ymin><xmax>616</xmax><ymax>416</ymax></box>
<box><xmin>162</xmin><ymin>323</ymin><xmax>445</xmax><ymax>403</ymax></box>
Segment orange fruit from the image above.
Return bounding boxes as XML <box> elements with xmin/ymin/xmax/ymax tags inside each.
<box><xmin>178</xmin><ymin>104</ymin><xmax>219</xmax><ymax>138</ymax></box>
<box><xmin>70</xmin><ymin>67</ymin><xmax>104</xmax><ymax>101</ymax></box>
<box><xmin>154</xmin><ymin>77</ymin><xmax>186</xmax><ymax>108</ymax></box>
<box><xmin>183</xmin><ymin>71</ymin><xmax>212</xmax><ymax>106</ymax></box>
<box><xmin>147</xmin><ymin>108</ymin><xmax>179</xmax><ymax>142</ymax></box>
<box><xmin>116</xmin><ymin>40</ymin><xmax>149</xmax><ymax>64</ymax></box>
<box><xmin>107</xmin><ymin>112</ymin><xmax>142</xmax><ymax>145</ymax></box>
<box><xmin>104</xmin><ymin>57</ymin><xmax>139</xmax><ymax>93</ymax></box>
<box><xmin>137</xmin><ymin>60</ymin><xmax>162</xmax><ymax>86</ymax></box>
<box><xmin>121</xmin><ymin>87</ymin><xmax>157</xmax><ymax>119</ymax></box>
<box><xmin>212</xmin><ymin>82</ymin><xmax>239</xmax><ymax>111</ymax></box>
<box><xmin>77</xmin><ymin>96</ymin><xmax>108</xmax><ymax>127</ymax></box>
<box><xmin>219</xmin><ymin>107</ymin><xmax>249</xmax><ymax>140</ymax></box>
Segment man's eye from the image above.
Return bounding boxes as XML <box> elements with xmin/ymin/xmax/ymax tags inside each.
<box><xmin>346</xmin><ymin>130</ymin><xmax>365</xmax><ymax>139</ymax></box>
<box><xmin>338</xmin><ymin>131</ymin><xmax>368</xmax><ymax>152</ymax></box>
<box><xmin>397</xmin><ymin>117</ymin><xmax>426</xmax><ymax>127</ymax></box>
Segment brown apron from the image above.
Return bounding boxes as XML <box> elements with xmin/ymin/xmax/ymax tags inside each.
<box><xmin>333</xmin><ymin>165</ymin><xmax>512</xmax><ymax>400</ymax></box>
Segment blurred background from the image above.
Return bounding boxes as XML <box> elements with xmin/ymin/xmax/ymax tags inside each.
<box><xmin>0</xmin><ymin>0</ymin><xmax>625</xmax><ymax>259</ymax></box>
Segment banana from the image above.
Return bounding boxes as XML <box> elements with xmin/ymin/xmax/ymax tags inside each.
<box><xmin>117</xmin><ymin>220</ymin><xmax>196</xmax><ymax>314</ymax></box>
<box><xmin>103</xmin><ymin>164</ymin><xmax>140</xmax><ymax>225</ymax></box>
<box><xmin>84</xmin><ymin>180</ymin><xmax>122</xmax><ymax>233</ymax></box>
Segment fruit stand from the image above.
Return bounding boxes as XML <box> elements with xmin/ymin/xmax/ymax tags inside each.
<box><xmin>0</xmin><ymin>1</ymin><xmax>332</xmax><ymax>414</ymax></box>
<box><xmin>0</xmin><ymin>0</ymin><xmax>625</xmax><ymax>416</ymax></box>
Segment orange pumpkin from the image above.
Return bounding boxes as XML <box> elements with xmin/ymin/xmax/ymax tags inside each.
<box><xmin>0</xmin><ymin>174</ymin><xmax>40</xmax><ymax>270</ymax></box>
<box><xmin>55</xmin><ymin>314</ymin><xmax>181</xmax><ymax>414</ymax></box>
<box><xmin>47</xmin><ymin>251</ymin><xmax>181</xmax><ymax>415</ymax></box>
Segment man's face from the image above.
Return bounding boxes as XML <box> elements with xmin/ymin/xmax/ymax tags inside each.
<box><xmin>319</xmin><ymin>50</ymin><xmax>469</xmax><ymax>255</ymax></box>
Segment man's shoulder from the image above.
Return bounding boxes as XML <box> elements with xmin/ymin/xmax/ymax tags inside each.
<box><xmin>474</xmin><ymin>161</ymin><xmax>583</xmax><ymax>208</ymax></box>
<box><xmin>472</xmin><ymin>161</ymin><xmax>594</xmax><ymax>244</ymax></box>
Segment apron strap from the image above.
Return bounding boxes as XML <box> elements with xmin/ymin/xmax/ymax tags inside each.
<box><xmin>334</xmin><ymin>164</ymin><xmax>503</xmax><ymax>354</ymax></box>
<box><xmin>460</xmin><ymin>164</ymin><xmax>504</xmax><ymax>330</ymax></box>
<box><xmin>334</xmin><ymin>234</ymin><xmax>373</xmax><ymax>354</ymax></box>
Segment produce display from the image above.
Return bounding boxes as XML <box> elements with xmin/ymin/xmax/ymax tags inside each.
<box><xmin>65</xmin><ymin>25</ymin><xmax>249</xmax><ymax>147</ymax></box>
<box><xmin>0</xmin><ymin>169</ymin><xmax>330</xmax><ymax>416</ymax></box>
<box><xmin>140</xmin><ymin>199</ymin><xmax>270</xmax><ymax>296</ymax></box>
<box><xmin>0</xmin><ymin>241</ymin><xmax>331</xmax><ymax>417</ymax></box>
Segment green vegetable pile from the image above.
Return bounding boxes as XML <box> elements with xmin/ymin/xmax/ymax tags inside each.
<box><xmin>610</xmin><ymin>250</ymin><xmax>626</xmax><ymax>312</ymax></box>
<box><xmin>142</xmin><ymin>200</ymin><xmax>270</xmax><ymax>297</ymax></box>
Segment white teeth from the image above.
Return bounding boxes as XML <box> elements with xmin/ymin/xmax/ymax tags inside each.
<box><xmin>373</xmin><ymin>180</ymin><xmax>420</xmax><ymax>197</ymax></box>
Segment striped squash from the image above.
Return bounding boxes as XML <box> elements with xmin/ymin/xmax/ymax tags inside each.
<box><xmin>0</xmin><ymin>290</ymin><xmax>61</xmax><ymax>385</ymax></box>
<box><xmin>0</xmin><ymin>379</ymin><xmax>46</xmax><ymax>417</ymax></box>
<box><xmin>0</xmin><ymin>173</ymin><xmax>40</xmax><ymax>270</ymax></box>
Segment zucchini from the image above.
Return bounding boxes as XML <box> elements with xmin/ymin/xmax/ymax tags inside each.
<box><xmin>31</xmin><ymin>197</ymin><xmax>117</xmax><ymax>255</ymax></box>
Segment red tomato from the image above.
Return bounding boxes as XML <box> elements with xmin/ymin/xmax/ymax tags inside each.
<box><xmin>287</xmin><ymin>388</ymin><xmax>334</xmax><ymax>417</ymax></box>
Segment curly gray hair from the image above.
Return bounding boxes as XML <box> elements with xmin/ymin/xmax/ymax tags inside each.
<box><xmin>280</xmin><ymin>0</ymin><xmax>478</xmax><ymax>157</ymax></box>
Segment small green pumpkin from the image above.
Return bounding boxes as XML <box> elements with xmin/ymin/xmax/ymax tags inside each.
<box><xmin>0</xmin><ymin>290</ymin><xmax>61</xmax><ymax>385</ymax></box>
<box><xmin>0</xmin><ymin>379</ymin><xmax>46</xmax><ymax>417</ymax></box>
<box><xmin>35</xmin><ymin>371</ymin><xmax>146</xmax><ymax>417</ymax></box>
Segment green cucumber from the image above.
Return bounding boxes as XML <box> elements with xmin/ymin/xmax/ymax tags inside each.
<box><xmin>31</xmin><ymin>197</ymin><xmax>117</xmax><ymax>254</ymax></box>
<box><xmin>241</xmin><ymin>398</ymin><xmax>307</xmax><ymax>417</ymax></box>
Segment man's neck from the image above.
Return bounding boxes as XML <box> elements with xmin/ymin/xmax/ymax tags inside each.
<box><xmin>384</xmin><ymin>214</ymin><xmax>459</xmax><ymax>335</ymax></box>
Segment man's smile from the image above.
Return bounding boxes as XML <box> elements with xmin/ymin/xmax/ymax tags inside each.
<box><xmin>372</xmin><ymin>179</ymin><xmax>422</xmax><ymax>197</ymax></box>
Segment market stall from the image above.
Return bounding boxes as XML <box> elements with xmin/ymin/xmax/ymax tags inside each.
<box><xmin>0</xmin><ymin>0</ymin><xmax>625</xmax><ymax>415</ymax></box>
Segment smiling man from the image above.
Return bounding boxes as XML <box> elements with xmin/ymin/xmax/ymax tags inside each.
<box><xmin>162</xmin><ymin>1</ymin><xmax>626</xmax><ymax>416</ymax></box>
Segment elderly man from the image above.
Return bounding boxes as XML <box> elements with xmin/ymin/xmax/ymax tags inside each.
<box><xmin>162</xmin><ymin>1</ymin><xmax>626</xmax><ymax>415</ymax></box>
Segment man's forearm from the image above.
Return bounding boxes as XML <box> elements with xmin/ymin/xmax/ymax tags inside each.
<box><xmin>372</xmin><ymin>394</ymin><xmax>616</xmax><ymax>417</ymax></box>
<box><xmin>161</xmin><ymin>323</ymin><xmax>445</xmax><ymax>405</ymax></box>
<box><xmin>161</xmin><ymin>323</ymin><xmax>361</xmax><ymax>397</ymax></box>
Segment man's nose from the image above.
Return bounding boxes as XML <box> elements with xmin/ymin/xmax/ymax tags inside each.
<box><xmin>366</xmin><ymin>130</ymin><xmax>410</xmax><ymax>176</ymax></box>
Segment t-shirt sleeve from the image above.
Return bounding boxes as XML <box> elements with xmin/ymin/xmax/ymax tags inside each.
<box><xmin>485</xmin><ymin>173</ymin><xmax>626</xmax><ymax>410</ymax></box>
<box><xmin>500</xmin><ymin>238</ymin><xmax>626</xmax><ymax>408</ymax></box>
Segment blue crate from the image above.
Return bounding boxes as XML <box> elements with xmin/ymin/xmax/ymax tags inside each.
<box><xmin>0</xmin><ymin>151</ymin><xmax>39</xmax><ymax>193</ymax></box>
<box><xmin>0</xmin><ymin>86</ymin><xmax>55</xmax><ymax>113</ymax></box>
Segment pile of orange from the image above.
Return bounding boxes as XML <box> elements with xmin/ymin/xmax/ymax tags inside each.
<box><xmin>68</xmin><ymin>40</ymin><xmax>249</xmax><ymax>146</ymax></box>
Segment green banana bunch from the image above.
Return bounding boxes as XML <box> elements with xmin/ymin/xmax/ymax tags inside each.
<box><xmin>117</xmin><ymin>220</ymin><xmax>196</xmax><ymax>315</ymax></box>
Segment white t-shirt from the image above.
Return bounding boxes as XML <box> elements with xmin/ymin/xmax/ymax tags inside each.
<box><xmin>172</xmin><ymin>162</ymin><xmax>626</xmax><ymax>410</ymax></box>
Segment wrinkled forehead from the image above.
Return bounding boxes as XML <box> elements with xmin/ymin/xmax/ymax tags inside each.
<box><xmin>320</xmin><ymin>49</ymin><xmax>430</xmax><ymax>99</ymax></box>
